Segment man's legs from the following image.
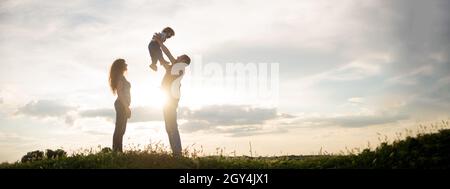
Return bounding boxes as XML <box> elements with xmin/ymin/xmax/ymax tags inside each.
<box><xmin>163</xmin><ymin>98</ymin><xmax>182</xmax><ymax>156</ymax></box>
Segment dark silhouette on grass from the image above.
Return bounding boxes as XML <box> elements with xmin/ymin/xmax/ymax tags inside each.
<box><xmin>20</xmin><ymin>149</ymin><xmax>66</xmax><ymax>163</ymax></box>
<box><xmin>20</xmin><ymin>150</ymin><xmax>44</xmax><ymax>163</ymax></box>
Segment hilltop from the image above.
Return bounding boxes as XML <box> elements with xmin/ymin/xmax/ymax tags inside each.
<box><xmin>2</xmin><ymin>125</ymin><xmax>449</xmax><ymax>169</ymax></box>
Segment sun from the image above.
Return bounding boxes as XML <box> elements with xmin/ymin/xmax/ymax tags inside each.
<box><xmin>131</xmin><ymin>83</ymin><xmax>167</xmax><ymax>109</ymax></box>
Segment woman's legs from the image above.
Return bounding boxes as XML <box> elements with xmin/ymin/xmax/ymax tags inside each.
<box><xmin>113</xmin><ymin>100</ymin><xmax>127</xmax><ymax>152</ymax></box>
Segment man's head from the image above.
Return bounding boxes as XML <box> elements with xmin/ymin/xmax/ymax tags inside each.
<box><xmin>162</xmin><ymin>27</ymin><xmax>175</xmax><ymax>39</ymax></box>
<box><xmin>176</xmin><ymin>54</ymin><xmax>191</xmax><ymax>65</ymax></box>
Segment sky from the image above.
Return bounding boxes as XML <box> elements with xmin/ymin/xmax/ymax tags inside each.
<box><xmin>0</xmin><ymin>0</ymin><xmax>449</xmax><ymax>162</ymax></box>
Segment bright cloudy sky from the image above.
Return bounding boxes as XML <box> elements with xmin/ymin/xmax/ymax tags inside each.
<box><xmin>0</xmin><ymin>0</ymin><xmax>449</xmax><ymax>162</ymax></box>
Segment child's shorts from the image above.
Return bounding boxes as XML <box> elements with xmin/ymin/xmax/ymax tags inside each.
<box><xmin>148</xmin><ymin>41</ymin><xmax>163</xmax><ymax>63</ymax></box>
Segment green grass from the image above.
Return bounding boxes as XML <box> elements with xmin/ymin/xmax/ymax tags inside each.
<box><xmin>1</xmin><ymin>122</ymin><xmax>450</xmax><ymax>169</ymax></box>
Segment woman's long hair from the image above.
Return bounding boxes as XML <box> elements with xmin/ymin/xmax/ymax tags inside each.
<box><xmin>109</xmin><ymin>59</ymin><xmax>127</xmax><ymax>95</ymax></box>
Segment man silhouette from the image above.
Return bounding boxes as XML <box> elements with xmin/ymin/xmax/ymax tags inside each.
<box><xmin>153</xmin><ymin>35</ymin><xmax>191</xmax><ymax>156</ymax></box>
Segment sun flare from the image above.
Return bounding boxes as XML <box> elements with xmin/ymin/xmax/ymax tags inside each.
<box><xmin>131</xmin><ymin>83</ymin><xmax>167</xmax><ymax>109</ymax></box>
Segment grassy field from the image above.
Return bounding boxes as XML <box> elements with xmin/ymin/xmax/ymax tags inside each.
<box><xmin>1</xmin><ymin>122</ymin><xmax>449</xmax><ymax>169</ymax></box>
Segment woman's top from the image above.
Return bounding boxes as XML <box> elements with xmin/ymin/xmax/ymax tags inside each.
<box><xmin>117</xmin><ymin>75</ymin><xmax>131</xmax><ymax>107</ymax></box>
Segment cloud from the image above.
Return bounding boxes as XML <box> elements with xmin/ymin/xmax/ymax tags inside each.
<box><xmin>180</xmin><ymin>120</ymin><xmax>211</xmax><ymax>133</ymax></box>
<box><xmin>300</xmin><ymin>113</ymin><xmax>409</xmax><ymax>128</ymax></box>
<box><xmin>387</xmin><ymin>64</ymin><xmax>434</xmax><ymax>85</ymax></box>
<box><xmin>2</xmin><ymin>0</ymin><xmax>449</xmax><ymax>114</ymax></box>
<box><xmin>327</xmin><ymin>114</ymin><xmax>408</xmax><ymax>128</ymax></box>
<box><xmin>77</xmin><ymin>104</ymin><xmax>292</xmax><ymax>134</ymax></box>
<box><xmin>16</xmin><ymin>100</ymin><xmax>76</xmax><ymax>118</ymax></box>
<box><xmin>82</xmin><ymin>130</ymin><xmax>110</xmax><ymax>136</ymax></box>
<box><xmin>181</xmin><ymin>120</ymin><xmax>288</xmax><ymax>137</ymax></box>
<box><xmin>180</xmin><ymin>105</ymin><xmax>280</xmax><ymax>125</ymax></box>
<box><xmin>78</xmin><ymin>106</ymin><xmax>163</xmax><ymax>123</ymax></box>
<box><xmin>226</xmin><ymin>126</ymin><xmax>288</xmax><ymax>137</ymax></box>
<box><xmin>201</xmin><ymin>0</ymin><xmax>449</xmax><ymax>98</ymax></box>
<box><xmin>64</xmin><ymin>114</ymin><xmax>77</xmax><ymax>126</ymax></box>
<box><xmin>74</xmin><ymin>104</ymin><xmax>293</xmax><ymax>137</ymax></box>
<box><xmin>0</xmin><ymin>131</ymin><xmax>36</xmax><ymax>143</ymax></box>
<box><xmin>399</xmin><ymin>76</ymin><xmax>450</xmax><ymax>118</ymax></box>
<box><xmin>348</xmin><ymin>97</ymin><xmax>364</xmax><ymax>104</ymax></box>
<box><xmin>179</xmin><ymin>105</ymin><xmax>294</xmax><ymax>136</ymax></box>
<box><xmin>79</xmin><ymin>108</ymin><xmax>114</xmax><ymax>119</ymax></box>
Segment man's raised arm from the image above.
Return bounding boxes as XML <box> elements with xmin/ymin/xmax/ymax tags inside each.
<box><xmin>154</xmin><ymin>34</ymin><xmax>177</xmax><ymax>64</ymax></box>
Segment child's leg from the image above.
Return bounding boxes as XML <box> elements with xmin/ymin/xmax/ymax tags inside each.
<box><xmin>149</xmin><ymin>42</ymin><xmax>162</xmax><ymax>63</ymax></box>
<box><xmin>148</xmin><ymin>42</ymin><xmax>154</xmax><ymax>64</ymax></box>
<box><xmin>149</xmin><ymin>57</ymin><xmax>158</xmax><ymax>71</ymax></box>
<box><xmin>149</xmin><ymin>42</ymin><xmax>162</xmax><ymax>71</ymax></box>
<box><xmin>151</xmin><ymin>57</ymin><xmax>158</xmax><ymax>65</ymax></box>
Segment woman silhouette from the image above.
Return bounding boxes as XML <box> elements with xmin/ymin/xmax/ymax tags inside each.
<box><xmin>109</xmin><ymin>59</ymin><xmax>131</xmax><ymax>152</ymax></box>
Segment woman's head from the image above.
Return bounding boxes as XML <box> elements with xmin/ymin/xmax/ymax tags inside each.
<box><xmin>109</xmin><ymin>58</ymin><xmax>128</xmax><ymax>95</ymax></box>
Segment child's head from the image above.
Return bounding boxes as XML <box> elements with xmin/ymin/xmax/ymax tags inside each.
<box><xmin>162</xmin><ymin>27</ymin><xmax>175</xmax><ymax>39</ymax></box>
<box><xmin>176</xmin><ymin>54</ymin><xmax>191</xmax><ymax>65</ymax></box>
